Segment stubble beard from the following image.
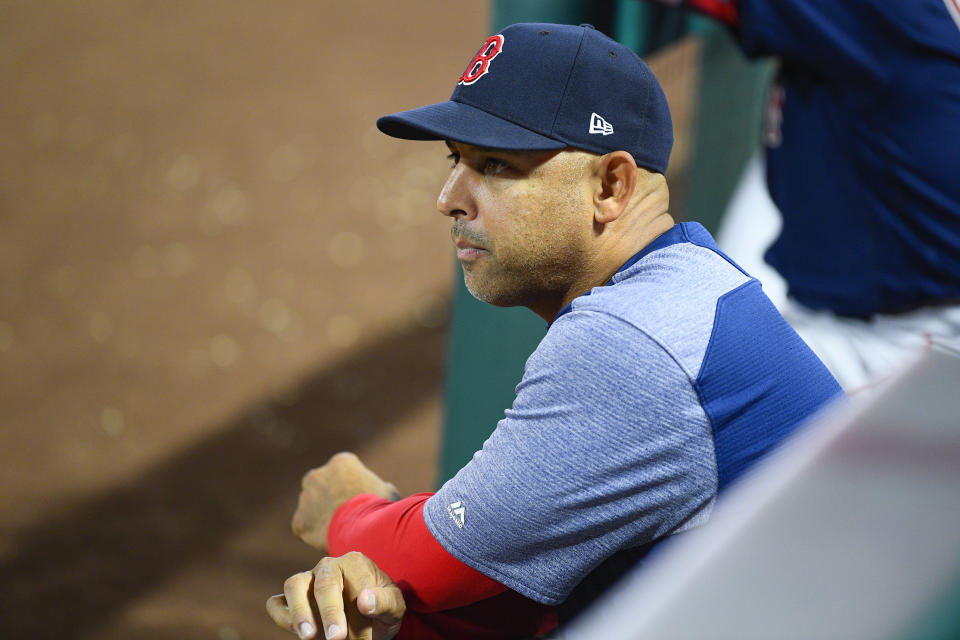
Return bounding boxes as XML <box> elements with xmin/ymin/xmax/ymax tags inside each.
<box><xmin>454</xmin><ymin>160</ymin><xmax>589</xmax><ymax>312</ymax></box>
<box><xmin>461</xmin><ymin>229</ymin><xmax>583</xmax><ymax>312</ymax></box>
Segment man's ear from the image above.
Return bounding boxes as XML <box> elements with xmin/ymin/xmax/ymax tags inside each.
<box><xmin>593</xmin><ymin>151</ymin><xmax>638</xmax><ymax>224</ymax></box>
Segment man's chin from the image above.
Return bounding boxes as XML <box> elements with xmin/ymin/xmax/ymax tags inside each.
<box><xmin>463</xmin><ymin>277</ymin><xmax>523</xmax><ymax>309</ymax></box>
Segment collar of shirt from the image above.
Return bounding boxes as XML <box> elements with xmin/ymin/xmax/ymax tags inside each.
<box><xmin>551</xmin><ymin>223</ymin><xmax>688</xmax><ymax>324</ymax></box>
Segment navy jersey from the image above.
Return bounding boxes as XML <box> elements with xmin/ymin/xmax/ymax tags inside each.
<box><xmin>735</xmin><ymin>0</ymin><xmax>960</xmax><ymax>317</ymax></box>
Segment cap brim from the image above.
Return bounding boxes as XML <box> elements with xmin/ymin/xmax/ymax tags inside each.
<box><xmin>376</xmin><ymin>100</ymin><xmax>567</xmax><ymax>152</ymax></box>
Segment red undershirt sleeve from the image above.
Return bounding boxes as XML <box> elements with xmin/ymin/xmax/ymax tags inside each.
<box><xmin>328</xmin><ymin>493</ymin><xmax>503</xmax><ymax>611</ymax></box>
<box><xmin>327</xmin><ymin>493</ymin><xmax>557</xmax><ymax>639</ymax></box>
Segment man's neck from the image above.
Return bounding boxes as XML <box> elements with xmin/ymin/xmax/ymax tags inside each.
<box><xmin>534</xmin><ymin>173</ymin><xmax>674</xmax><ymax>324</ymax></box>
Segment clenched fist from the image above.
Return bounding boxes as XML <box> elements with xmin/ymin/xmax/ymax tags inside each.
<box><xmin>292</xmin><ymin>452</ymin><xmax>399</xmax><ymax>552</ymax></box>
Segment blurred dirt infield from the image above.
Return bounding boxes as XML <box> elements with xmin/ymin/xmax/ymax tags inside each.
<box><xmin>0</xmin><ymin>2</ymin><xmax>486</xmax><ymax>638</ymax></box>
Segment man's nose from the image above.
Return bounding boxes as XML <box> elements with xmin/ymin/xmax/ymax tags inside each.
<box><xmin>437</xmin><ymin>164</ymin><xmax>476</xmax><ymax>220</ymax></box>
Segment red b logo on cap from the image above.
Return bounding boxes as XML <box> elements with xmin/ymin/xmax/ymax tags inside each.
<box><xmin>458</xmin><ymin>34</ymin><xmax>504</xmax><ymax>85</ymax></box>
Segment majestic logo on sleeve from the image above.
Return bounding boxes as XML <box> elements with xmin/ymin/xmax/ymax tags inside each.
<box><xmin>589</xmin><ymin>112</ymin><xmax>614</xmax><ymax>135</ymax></box>
<box><xmin>458</xmin><ymin>34</ymin><xmax>504</xmax><ymax>85</ymax></box>
<box><xmin>446</xmin><ymin>500</ymin><xmax>466</xmax><ymax>528</ymax></box>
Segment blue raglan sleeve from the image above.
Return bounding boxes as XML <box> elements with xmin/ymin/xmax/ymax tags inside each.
<box><xmin>735</xmin><ymin>1</ymin><xmax>960</xmax><ymax>79</ymax></box>
<box><xmin>735</xmin><ymin>0</ymin><xmax>891</xmax><ymax>82</ymax></box>
<box><xmin>422</xmin><ymin>309</ymin><xmax>718</xmax><ymax>606</ymax></box>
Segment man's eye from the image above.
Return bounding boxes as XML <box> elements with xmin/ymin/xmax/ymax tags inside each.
<box><xmin>483</xmin><ymin>158</ymin><xmax>508</xmax><ymax>174</ymax></box>
<box><xmin>446</xmin><ymin>152</ymin><xmax>460</xmax><ymax>168</ymax></box>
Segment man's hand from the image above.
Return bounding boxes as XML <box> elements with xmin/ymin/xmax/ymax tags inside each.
<box><xmin>265</xmin><ymin>551</ymin><xmax>405</xmax><ymax>640</ymax></box>
<box><xmin>292</xmin><ymin>452</ymin><xmax>399</xmax><ymax>552</ymax></box>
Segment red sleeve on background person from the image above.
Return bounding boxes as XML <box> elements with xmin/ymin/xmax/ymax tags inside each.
<box><xmin>686</xmin><ymin>0</ymin><xmax>739</xmax><ymax>26</ymax></box>
<box><xmin>652</xmin><ymin>0</ymin><xmax>739</xmax><ymax>26</ymax></box>
<box><xmin>328</xmin><ymin>493</ymin><xmax>557</xmax><ymax>638</ymax></box>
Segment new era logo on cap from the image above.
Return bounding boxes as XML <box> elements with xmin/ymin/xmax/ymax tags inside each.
<box><xmin>589</xmin><ymin>112</ymin><xmax>614</xmax><ymax>136</ymax></box>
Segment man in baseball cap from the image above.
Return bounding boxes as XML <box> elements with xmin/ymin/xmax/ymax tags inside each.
<box><xmin>271</xmin><ymin>23</ymin><xmax>841</xmax><ymax>640</ymax></box>
<box><xmin>377</xmin><ymin>22</ymin><xmax>673</xmax><ymax>174</ymax></box>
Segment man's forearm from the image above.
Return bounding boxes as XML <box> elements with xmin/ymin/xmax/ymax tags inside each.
<box><xmin>328</xmin><ymin>493</ymin><xmax>557</xmax><ymax>639</ymax></box>
<box><xmin>327</xmin><ymin>492</ymin><xmax>506</xmax><ymax>612</ymax></box>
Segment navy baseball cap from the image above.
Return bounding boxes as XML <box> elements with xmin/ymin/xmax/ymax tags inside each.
<box><xmin>377</xmin><ymin>23</ymin><xmax>673</xmax><ymax>173</ymax></box>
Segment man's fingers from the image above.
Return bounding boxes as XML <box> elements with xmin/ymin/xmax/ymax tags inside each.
<box><xmin>312</xmin><ymin>559</ymin><xmax>349</xmax><ymax>640</ymax></box>
<box><xmin>265</xmin><ymin>594</ymin><xmax>292</xmax><ymax>630</ymax></box>
<box><xmin>283</xmin><ymin>571</ymin><xmax>320</xmax><ymax>639</ymax></box>
<box><xmin>357</xmin><ymin>586</ymin><xmax>406</xmax><ymax>625</ymax></box>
